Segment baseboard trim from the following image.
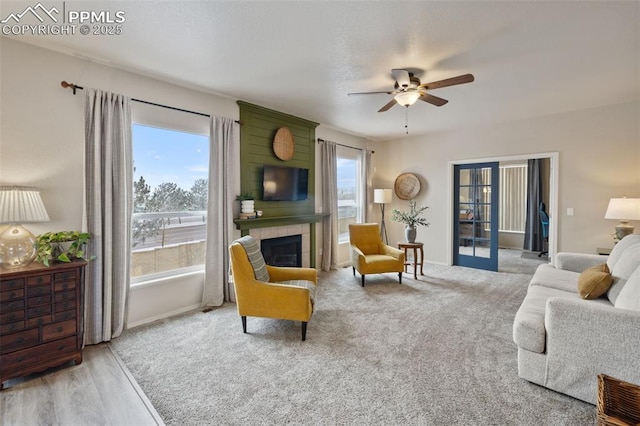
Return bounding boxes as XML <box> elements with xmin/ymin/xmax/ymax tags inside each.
<box><xmin>127</xmin><ymin>304</ymin><xmax>202</xmax><ymax>329</ymax></box>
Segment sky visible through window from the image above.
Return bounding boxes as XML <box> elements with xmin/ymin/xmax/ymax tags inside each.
<box><xmin>132</xmin><ymin>124</ymin><xmax>209</xmax><ymax>191</ymax></box>
<box><xmin>337</xmin><ymin>157</ymin><xmax>356</xmax><ymax>191</ymax></box>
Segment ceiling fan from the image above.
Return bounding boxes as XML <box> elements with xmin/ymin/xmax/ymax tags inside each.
<box><xmin>348</xmin><ymin>69</ymin><xmax>474</xmax><ymax>112</ymax></box>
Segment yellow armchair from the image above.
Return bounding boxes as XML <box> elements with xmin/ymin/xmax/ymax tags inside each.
<box><xmin>229</xmin><ymin>236</ymin><xmax>317</xmax><ymax>341</ymax></box>
<box><xmin>349</xmin><ymin>223</ymin><xmax>405</xmax><ymax>287</ymax></box>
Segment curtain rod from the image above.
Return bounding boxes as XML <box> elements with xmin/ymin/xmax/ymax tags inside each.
<box><xmin>317</xmin><ymin>138</ymin><xmax>374</xmax><ymax>154</ymax></box>
<box><xmin>61</xmin><ymin>81</ymin><xmax>242</xmax><ymax>125</ymax></box>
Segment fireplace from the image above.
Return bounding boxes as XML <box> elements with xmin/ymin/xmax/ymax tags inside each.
<box><xmin>261</xmin><ymin>235</ymin><xmax>302</xmax><ymax>267</ymax></box>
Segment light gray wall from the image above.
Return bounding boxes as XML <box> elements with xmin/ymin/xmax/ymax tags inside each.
<box><xmin>373</xmin><ymin>101</ymin><xmax>640</xmax><ymax>264</ymax></box>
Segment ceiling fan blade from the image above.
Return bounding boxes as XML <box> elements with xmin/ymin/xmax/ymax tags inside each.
<box><xmin>419</xmin><ymin>73</ymin><xmax>474</xmax><ymax>90</ymax></box>
<box><xmin>348</xmin><ymin>91</ymin><xmax>393</xmax><ymax>96</ymax></box>
<box><xmin>378</xmin><ymin>98</ymin><xmax>397</xmax><ymax>112</ymax></box>
<box><xmin>419</xmin><ymin>93</ymin><xmax>449</xmax><ymax>107</ymax></box>
<box><xmin>391</xmin><ymin>69</ymin><xmax>411</xmax><ymax>88</ymax></box>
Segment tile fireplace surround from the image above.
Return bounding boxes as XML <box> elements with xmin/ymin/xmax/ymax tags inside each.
<box><xmin>233</xmin><ymin>213</ymin><xmax>328</xmax><ymax>269</ymax></box>
<box><xmin>249</xmin><ymin>224</ymin><xmax>311</xmax><ymax>268</ymax></box>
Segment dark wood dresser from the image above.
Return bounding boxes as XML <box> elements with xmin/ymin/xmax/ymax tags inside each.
<box><xmin>0</xmin><ymin>260</ymin><xmax>86</xmax><ymax>389</ymax></box>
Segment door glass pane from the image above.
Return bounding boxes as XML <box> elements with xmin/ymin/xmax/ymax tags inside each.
<box><xmin>480</xmin><ymin>206</ymin><xmax>490</xmax><ymax>224</ymax></box>
<box><xmin>475</xmin><ymin>239</ymin><xmax>491</xmax><ymax>258</ymax></box>
<box><xmin>459</xmin><ymin>203</ymin><xmax>473</xmax><ymax>214</ymax></box>
<box><xmin>459</xmin><ymin>187</ymin><xmax>472</xmax><ymax>202</ymax></box>
<box><xmin>459</xmin><ymin>169</ymin><xmax>471</xmax><ymax>184</ymax></box>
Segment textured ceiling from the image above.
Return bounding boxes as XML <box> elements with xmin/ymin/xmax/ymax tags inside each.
<box><xmin>3</xmin><ymin>1</ymin><xmax>639</xmax><ymax>140</ymax></box>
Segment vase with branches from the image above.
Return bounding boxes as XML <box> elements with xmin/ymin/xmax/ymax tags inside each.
<box><xmin>391</xmin><ymin>200</ymin><xmax>429</xmax><ymax>243</ymax></box>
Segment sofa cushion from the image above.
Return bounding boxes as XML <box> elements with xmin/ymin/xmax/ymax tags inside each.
<box><xmin>235</xmin><ymin>236</ymin><xmax>270</xmax><ymax>282</ymax></box>
<box><xmin>577</xmin><ymin>263</ymin><xmax>612</xmax><ymax>299</ymax></box>
<box><xmin>606</xmin><ymin>234</ymin><xmax>640</xmax><ymax>272</ymax></box>
<box><xmin>614</xmin><ymin>265</ymin><xmax>640</xmax><ymax>311</ymax></box>
<box><xmin>608</xmin><ymin>243</ymin><xmax>640</xmax><ymax>305</ymax></box>
<box><xmin>556</xmin><ymin>252</ymin><xmax>609</xmax><ymax>274</ymax></box>
<box><xmin>529</xmin><ymin>263</ymin><xmax>580</xmax><ymax>292</ymax></box>
<box><xmin>513</xmin><ymin>285</ymin><xmax>579</xmax><ymax>353</ymax></box>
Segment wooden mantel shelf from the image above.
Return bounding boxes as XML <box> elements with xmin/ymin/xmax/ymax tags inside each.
<box><xmin>233</xmin><ymin>213</ymin><xmax>329</xmax><ymax>232</ymax></box>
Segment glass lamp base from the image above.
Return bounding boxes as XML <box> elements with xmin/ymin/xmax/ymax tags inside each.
<box><xmin>614</xmin><ymin>222</ymin><xmax>634</xmax><ymax>241</ymax></box>
<box><xmin>0</xmin><ymin>224</ymin><xmax>37</xmax><ymax>269</ymax></box>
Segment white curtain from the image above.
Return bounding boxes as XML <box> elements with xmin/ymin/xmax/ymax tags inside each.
<box><xmin>203</xmin><ymin>116</ymin><xmax>240</xmax><ymax>305</ymax></box>
<box><xmin>83</xmin><ymin>89</ymin><xmax>132</xmax><ymax>344</ymax></box>
<box><xmin>320</xmin><ymin>140</ymin><xmax>338</xmax><ymax>271</ymax></box>
<box><xmin>360</xmin><ymin>149</ymin><xmax>372</xmax><ymax>222</ymax></box>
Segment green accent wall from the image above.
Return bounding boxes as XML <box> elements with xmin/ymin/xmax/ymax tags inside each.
<box><xmin>238</xmin><ymin>101</ymin><xmax>319</xmax><ymax>218</ymax></box>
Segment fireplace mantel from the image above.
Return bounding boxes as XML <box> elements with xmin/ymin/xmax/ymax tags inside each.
<box><xmin>233</xmin><ymin>213</ymin><xmax>329</xmax><ymax>233</ymax></box>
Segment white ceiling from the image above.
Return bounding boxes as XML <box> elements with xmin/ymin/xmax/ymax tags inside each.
<box><xmin>3</xmin><ymin>1</ymin><xmax>639</xmax><ymax>140</ymax></box>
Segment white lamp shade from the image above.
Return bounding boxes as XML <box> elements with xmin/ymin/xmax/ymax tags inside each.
<box><xmin>394</xmin><ymin>91</ymin><xmax>421</xmax><ymax>107</ymax></box>
<box><xmin>604</xmin><ymin>198</ymin><xmax>640</xmax><ymax>221</ymax></box>
<box><xmin>0</xmin><ymin>186</ymin><xmax>50</xmax><ymax>223</ymax></box>
<box><xmin>374</xmin><ymin>189</ymin><xmax>393</xmax><ymax>204</ymax></box>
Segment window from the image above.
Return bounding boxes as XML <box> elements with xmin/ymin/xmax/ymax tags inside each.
<box><xmin>131</xmin><ymin>123</ymin><xmax>209</xmax><ymax>281</ymax></box>
<box><xmin>336</xmin><ymin>147</ymin><xmax>362</xmax><ymax>243</ymax></box>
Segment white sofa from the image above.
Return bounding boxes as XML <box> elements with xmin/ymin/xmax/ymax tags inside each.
<box><xmin>513</xmin><ymin>234</ymin><xmax>640</xmax><ymax>404</ymax></box>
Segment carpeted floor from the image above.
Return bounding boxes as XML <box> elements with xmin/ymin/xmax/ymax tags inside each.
<box><xmin>521</xmin><ymin>250</ymin><xmax>549</xmax><ymax>262</ymax></box>
<box><xmin>111</xmin><ymin>249</ymin><xmax>595</xmax><ymax>425</ymax></box>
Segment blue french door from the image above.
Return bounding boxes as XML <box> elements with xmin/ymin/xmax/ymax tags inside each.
<box><xmin>453</xmin><ymin>162</ymin><xmax>499</xmax><ymax>271</ymax></box>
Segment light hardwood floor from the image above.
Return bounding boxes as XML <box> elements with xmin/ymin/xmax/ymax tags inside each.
<box><xmin>0</xmin><ymin>344</ymin><xmax>163</xmax><ymax>425</ymax></box>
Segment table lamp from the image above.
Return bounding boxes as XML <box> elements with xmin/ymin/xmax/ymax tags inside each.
<box><xmin>0</xmin><ymin>186</ymin><xmax>50</xmax><ymax>268</ymax></box>
<box><xmin>374</xmin><ymin>188</ymin><xmax>393</xmax><ymax>244</ymax></box>
<box><xmin>604</xmin><ymin>197</ymin><xmax>640</xmax><ymax>241</ymax></box>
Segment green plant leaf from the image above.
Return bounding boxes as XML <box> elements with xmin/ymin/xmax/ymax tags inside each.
<box><xmin>35</xmin><ymin>230</ymin><xmax>93</xmax><ymax>266</ymax></box>
<box><xmin>390</xmin><ymin>200</ymin><xmax>430</xmax><ymax>228</ymax></box>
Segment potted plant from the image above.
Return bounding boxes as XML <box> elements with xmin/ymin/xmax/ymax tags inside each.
<box><xmin>236</xmin><ymin>192</ymin><xmax>255</xmax><ymax>215</ymax></box>
<box><xmin>391</xmin><ymin>200</ymin><xmax>429</xmax><ymax>243</ymax></box>
<box><xmin>36</xmin><ymin>231</ymin><xmax>94</xmax><ymax>267</ymax></box>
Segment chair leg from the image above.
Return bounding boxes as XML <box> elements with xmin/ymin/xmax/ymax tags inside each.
<box><xmin>301</xmin><ymin>322</ymin><xmax>307</xmax><ymax>341</ymax></box>
<box><xmin>398</xmin><ymin>272</ymin><xmax>402</xmax><ymax>284</ymax></box>
<box><xmin>241</xmin><ymin>316</ymin><xmax>247</xmax><ymax>333</ymax></box>
<box><xmin>361</xmin><ymin>274</ymin><xmax>365</xmax><ymax>287</ymax></box>
<box><xmin>352</xmin><ymin>266</ymin><xmax>355</xmax><ymax>276</ymax></box>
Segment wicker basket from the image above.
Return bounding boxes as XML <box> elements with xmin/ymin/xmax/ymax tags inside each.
<box><xmin>273</xmin><ymin>127</ymin><xmax>294</xmax><ymax>160</ymax></box>
<box><xmin>597</xmin><ymin>374</ymin><xmax>640</xmax><ymax>426</ymax></box>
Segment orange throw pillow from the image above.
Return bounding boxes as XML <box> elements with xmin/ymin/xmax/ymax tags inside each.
<box><xmin>578</xmin><ymin>263</ymin><xmax>613</xmax><ymax>300</ymax></box>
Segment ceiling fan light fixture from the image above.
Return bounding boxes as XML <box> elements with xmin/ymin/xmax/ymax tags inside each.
<box><xmin>394</xmin><ymin>91</ymin><xmax>421</xmax><ymax>107</ymax></box>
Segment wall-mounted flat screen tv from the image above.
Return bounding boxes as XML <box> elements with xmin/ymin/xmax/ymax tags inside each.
<box><xmin>263</xmin><ymin>165</ymin><xmax>309</xmax><ymax>201</ymax></box>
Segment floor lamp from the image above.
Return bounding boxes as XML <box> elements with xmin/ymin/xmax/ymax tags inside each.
<box><xmin>374</xmin><ymin>189</ymin><xmax>393</xmax><ymax>244</ymax></box>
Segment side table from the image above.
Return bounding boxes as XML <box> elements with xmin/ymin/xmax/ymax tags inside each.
<box><xmin>397</xmin><ymin>242</ymin><xmax>424</xmax><ymax>279</ymax></box>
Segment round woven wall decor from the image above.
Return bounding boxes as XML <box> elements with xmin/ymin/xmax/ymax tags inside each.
<box><xmin>394</xmin><ymin>173</ymin><xmax>421</xmax><ymax>200</ymax></box>
<box><xmin>273</xmin><ymin>127</ymin><xmax>295</xmax><ymax>160</ymax></box>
